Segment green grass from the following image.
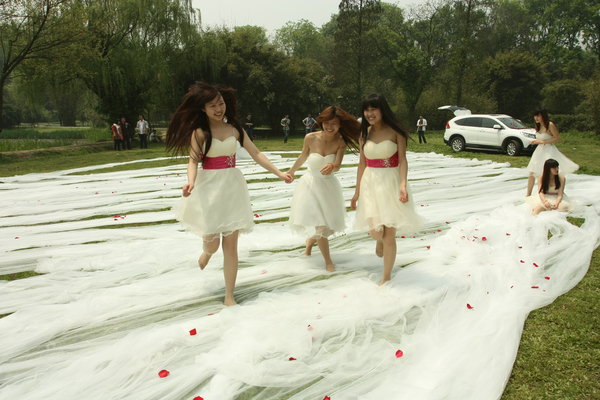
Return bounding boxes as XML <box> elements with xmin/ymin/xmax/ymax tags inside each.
<box><xmin>0</xmin><ymin>127</ymin><xmax>111</xmax><ymax>152</ymax></box>
<box><xmin>0</xmin><ymin>128</ymin><xmax>598</xmax><ymax>398</ymax></box>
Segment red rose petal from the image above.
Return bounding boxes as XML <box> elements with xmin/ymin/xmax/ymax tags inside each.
<box><xmin>533</xmin><ymin>263</ymin><xmax>539</xmax><ymax>268</ymax></box>
<box><xmin>518</xmin><ymin>246</ymin><xmax>522</xmax><ymax>249</ymax></box>
<box><xmin>14</xmin><ymin>236</ymin><xmax>20</xmax><ymax>239</ymax></box>
<box><xmin>482</xmin><ymin>237</ymin><xmax>487</xmax><ymax>241</ymax></box>
<box><xmin>531</xmin><ymin>286</ymin><xmax>539</xmax><ymax>289</ymax></box>
<box><xmin>193</xmin><ymin>397</ymin><xmax>204</xmax><ymax>400</ymax></box>
<box><xmin>506</xmin><ymin>233</ymin><xmax>511</xmax><ymax>236</ymax></box>
<box><xmin>307</xmin><ymin>324</ymin><xmax>313</xmax><ymax>331</ymax></box>
<box><xmin>158</xmin><ymin>369</ymin><xmax>169</xmax><ymax>378</ymax></box>
<box><xmin>426</xmin><ymin>246</ymin><xmax>431</xmax><ymax>249</ymax></box>
<box><xmin>395</xmin><ymin>349</ymin><xmax>404</xmax><ymax>358</ymax></box>
<box><xmin>189</xmin><ymin>328</ymin><xmax>197</xmax><ymax>336</ymax></box>
<box><xmin>510</xmin><ymin>285</ymin><xmax>514</xmax><ymax>288</ymax></box>
<box><xmin>401</xmin><ymin>235</ymin><xmax>405</xmax><ymax>238</ymax></box>
<box><xmin>520</xmin><ymin>260</ymin><xmax>525</xmax><ymax>263</ymax></box>
<box><xmin>323</xmin><ymin>396</ymin><xmax>331</xmax><ymax>400</ymax></box>
<box><xmin>467</xmin><ymin>303</ymin><xmax>474</xmax><ymax>310</ymax></box>
<box><xmin>288</xmin><ymin>357</ymin><xmax>296</xmax><ymax>361</ymax></box>
<box><xmin>436</xmin><ymin>229</ymin><xmax>441</xmax><ymax>232</ymax></box>
<box><xmin>207</xmin><ymin>313</ymin><xmax>214</xmax><ymax>316</ymax></box>
<box><xmin>544</xmin><ymin>276</ymin><xmax>550</xmax><ymax>280</ymax></box>
<box><xmin>445</xmin><ymin>221</ymin><xmax>450</xmax><ymax>224</ymax></box>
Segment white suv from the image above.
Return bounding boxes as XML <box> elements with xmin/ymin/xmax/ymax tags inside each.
<box><xmin>440</xmin><ymin>107</ymin><xmax>536</xmax><ymax>156</ymax></box>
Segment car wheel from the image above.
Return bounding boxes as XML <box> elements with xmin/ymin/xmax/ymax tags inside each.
<box><xmin>450</xmin><ymin>136</ymin><xmax>465</xmax><ymax>152</ymax></box>
<box><xmin>505</xmin><ymin>139</ymin><xmax>521</xmax><ymax>156</ymax></box>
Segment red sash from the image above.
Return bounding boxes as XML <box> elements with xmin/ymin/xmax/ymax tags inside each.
<box><xmin>203</xmin><ymin>154</ymin><xmax>236</xmax><ymax>169</ymax></box>
<box><xmin>365</xmin><ymin>152</ymin><xmax>399</xmax><ymax>168</ymax></box>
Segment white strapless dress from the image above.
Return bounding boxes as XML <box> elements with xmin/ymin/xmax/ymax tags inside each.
<box><xmin>354</xmin><ymin>140</ymin><xmax>423</xmax><ymax>233</ymax></box>
<box><xmin>526</xmin><ymin>132</ymin><xmax>578</xmax><ymax>176</ymax></box>
<box><xmin>289</xmin><ymin>153</ymin><xmax>346</xmax><ymax>238</ymax></box>
<box><xmin>174</xmin><ymin>136</ymin><xmax>253</xmax><ymax>237</ymax></box>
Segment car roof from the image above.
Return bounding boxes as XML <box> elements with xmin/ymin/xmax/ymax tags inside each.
<box><xmin>453</xmin><ymin>114</ymin><xmax>512</xmax><ymax>119</ymax></box>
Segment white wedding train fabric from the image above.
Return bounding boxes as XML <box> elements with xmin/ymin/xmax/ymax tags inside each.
<box><xmin>0</xmin><ymin>151</ymin><xmax>598</xmax><ymax>400</ymax></box>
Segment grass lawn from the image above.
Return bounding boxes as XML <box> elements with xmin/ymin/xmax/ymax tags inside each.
<box><xmin>0</xmin><ymin>128</ymin><xmax>598</xmax><ymax>399</ymax></box>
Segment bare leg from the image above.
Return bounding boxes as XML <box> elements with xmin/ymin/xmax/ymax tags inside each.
<box><xmin>221</xmin><ymin>231</ymin><xmax>239</xmax><ymax>306</ymax></box>
<box><xmin>316</xmin><ymin>237</ymin><xmax>335</xmax><ymax>272</ymax></box>
<box><xmin>532</xmin><ymin>205</ymin><xmax>544</xmax><ymax>215</ymax></box>
<box><xmin>369</xmin><ymin>228</ymin><xmax>384</xmax><ymax>257</ymax></box>
<box><xmin>526</xmin><ymin>174</ymin><xmax>535</xmax><ymax>197</ymax></box>
<box><xmin>379</xmin><ymin>226</ymin><xmax>397</xmax><ymax>285</ymax></box>
<box><xmin>305</xmin><ymin>238</ymin><xmax>317</xmax><ymax>256</ymax></box>
<box><xmin>199</xmin><ymin>235</ymin><xmax>220</xmax><ymax>270</ymax></box>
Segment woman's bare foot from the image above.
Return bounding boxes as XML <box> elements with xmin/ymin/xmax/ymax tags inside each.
<box><xmin>223</xmin><ymin>296</ymin><xmax>237</xmax><ymax>306</ymax></box>
<box><xmin>325</xmin><ymin>263</ymin><xmax>336</xmax><ymax>272</ymax></box>
<box><xmin>198</xmin><ymin>252</ymin><xmax>212</xmax><ymax>270</ymax></box>
<box><xmin>375</xmin><ymin>240</ymin><xmax>383</xmax><ymax>257</ymax></box>
<box><xmin>305</xmin><ymin>238</ymin><xmax>317</xmax><ymax>256</ymax></box>
<box><xmin>378</xmin><ymin>277</ymin><xmax>391</xmax><ymax>286</ymax></box>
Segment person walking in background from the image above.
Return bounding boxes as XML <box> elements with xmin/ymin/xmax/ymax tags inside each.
<box><xmin>302</xmin><ymin>113</ymin><xmax>317</xmax><ymax>135</ymax></box>
<box><xmin>245</xmin><ymin>114</ymin><xmax>254</xmax><ymax>140</ymax></box>
<box><xmin>281</xmin><ymin>114</ymin><xmax>291</xmax><ymax>143</ymax></box>
<box><xmin>525</xmin><ymin>109</ymin><xmax>578</xmax><ymax>196</ymax></box>
<box><xmin>111</xmin><ymin>120</ymin><xmax>123</xmax><ymax>151</ymax></box>
<box><xmin>136</xmin><ymin>115</ymin><xmax>149</xmax><ymax>149</ymax></box>
<box><xmin>416</xmin><ymin>115</ymin><xmax>427</xmax><ymax>144</ymax></box>
<box><xmin>120</xmin><ymin>117</ymin><xmax>133</xmax><ymax>150</ymax></box>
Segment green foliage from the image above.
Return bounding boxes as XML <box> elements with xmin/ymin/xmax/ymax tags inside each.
<box><xmin>552</xmin><ymin>114</ymin><xmax>594</xmax><ymax>133</ymax></box>
<box><xmin>542</xmin><ymin>79</ymin><xmax>583</xmax><ymax>114</ymax></box>
<box><xmin>485</xmin><ymin>51</ymin><xmax>545</xmax><ymax>119</ymax></box>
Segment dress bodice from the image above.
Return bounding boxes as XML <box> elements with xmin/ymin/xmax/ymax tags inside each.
<box><xmin>306</xmin><ymin>153</ymin><xmax>335</xmax><ymax>175</ymax></box>
<box><xmin>205</xmin><ymin>136</ymin><xmax>237</xmax><ymax>157</ymax></box>
<box><xmin>364</xmin><ymin>140</ymin><xmax>397</xmax><ymax>160</ymax></box>
<box><xmin>535</xmin><ymin>131</ymin><xmax>553</xmax><ymax>141</ymax></box>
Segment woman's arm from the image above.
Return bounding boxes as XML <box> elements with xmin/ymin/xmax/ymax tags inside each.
<box><xmin>554</xmin><ymin>175</ymin><xmax>566</xmax><ymax>209</ymax></box>
<box><xmin>288</xmin><ymin>134</ymin><xmax>312</xmax><ymax>176</ymax></box>
<box><xmin>320</xmin><ymin>139</ymin><xmax>345</xmax><ymax>175</ymax></box>
<box><xmin>537</xmin><ymin>176</ymin><xmax>551</xmax><ymax>209</ymax></box>
<box><xmin>183</xmin><ymin>130</ymin><xmax>203</xmax><ymax>197</ymax></box>
<box><xmin>351</xmin><ymin>138</ymin><xmax>366</xmax><ymax>209</ymax></box>
<box><xmin>242</xmin><ymin>130</ymin><xmax>292</xmax><ymax>182</ymax></box>
<box><xmin>397</xmin><ymin>137</ymin><xmax>409</xmax><ymax>203</ymax></box>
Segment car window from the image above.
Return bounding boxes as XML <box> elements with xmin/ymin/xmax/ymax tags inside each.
<box><xmin>498</xmin><ymin>117</ymin><xmax>527</xmax><ymax>129</ymax></box>
<box><xmin>480</xmin><ymin>118</ymin><xmax>497</xmax><ymax>128</ymax></box>
<box><xmin>454</xmin><ymin>117</ymin><xmax>482</xmax><ymax>127</ymax></box>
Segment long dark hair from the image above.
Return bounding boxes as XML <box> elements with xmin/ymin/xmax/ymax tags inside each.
<box><xmin>533</xmin><ymin>109</ymin><xmax>550</xmax><ymax>132</ymax></box>
<box><xmin>539</xmin><ymin>158</ymin><xmax>561</xmax><ymax>193</ymax></box>
<box><xmin>316</xmin><ymin>105</ymin><xmax>360</xmax><ymax>152</ymax></box>
<box><xmin>166</xmin><ymin>82</ymin><xmax>244</xmax><ymax>162</ymax></box>
<box><xmin>360</xmin><ymin>93</ymin><xmax>409</xmax><ymax>146</ymax></box>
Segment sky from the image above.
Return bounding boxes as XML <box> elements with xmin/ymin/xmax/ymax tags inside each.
<box><xmin>191</xmin><ymin>0</ymin><xmax>426</xmax><ymax>35</ymax></box>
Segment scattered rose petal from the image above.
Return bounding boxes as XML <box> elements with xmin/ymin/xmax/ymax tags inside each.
<box><xmin>445</xmin><ymin>221</ymin><xmax>450</xmax><ymax>224</ymax></box>
<box><xmin>482</xmin><ymin>237</ymin><xmax>487</xmax><ymax>241</ymax></box>
<box><xmin>253</xmin><ymin>213</ymin><xmax>261</xmax><ymax>218</ymax></box>
<box><xmin>395</xmin><ymin>349</ymin><xmax>404</xmax><ymax>358</ymax></box>
<box><xmin>510</xmin><ymin>285</ymin><xmax>514</xmax><ymax>288</ymax></box>
<box><xmin>288</xmin><ymin>357</ymin><xmax>296</xmax><ymax>361</ymax></box>
<box><xmin>207</xmin><ymin>313</ymin><xmax>214</xmax><ymax>316</ymax></box>
<box><xmin>426</xmin><ymin>246</ymin><xmax>431</xmax><ymax>249</ymax></box>
<box><xmin>467</xmin><ymin>304</ymin><xmax>474</xmax><ymax>310</ymax></box>
<box><xmin>401</xmin><ymin>235</ymin><xmax>405</xmax><ymax>238</ymax></box>
<box><xmin>158</xmin><ymin>369</ymin><xmax>169</xmax><ymax>378</ymax></box>
<box><xmin>189</xmin><ymin>328</ymin><xmax>197</xmax><ymax>336</ymax></box>
<box><xmin>323</xmin><ymin>396</ymin><xmax>331</xmax><ymax>400</ymax></box>
<box><xmin>544</xmin><ymin>276</ymin><xmax>550</xmax><ymax>280</ymax></box>
<box><xmin>531</xmin><ymin>286</ymin><xmax>539</xmax><ymax>289</ymax></box>
<box><xmin>520</xmin><ymin>260</ymin><xmax>525</xmax><ymax>263</ymax></box>
<box><xmin>14</xmin><ymin>237</ymin><xmax>19</xmax><ymax>239</ymax></box>
<box><xmin>437</xmin><ymin>229</ymin><xmax>441</xmax><ymax>232</ymax></box>
<box><xmin>533</xmin><ymin>263</ymin><xmax>539</xmax><ymax>268</ymax></box>
<box><xmin>518</xmin><ymin>246</ymin><xmax>522</xmax><ymax>249</ymax></box>
<box><xmin>193</xmin><ymin>396</ymin><xmax>204</xmax><ymax>400</ymax></box>
<box><xmin>506</xmin><ymin>233</ymin><xmax>511</xmax><ymax>236</ymax></box>
<box><xmin>307</xmin><ymin>324</ymin><xmax>313</xmax><ymax>331</ymax></box>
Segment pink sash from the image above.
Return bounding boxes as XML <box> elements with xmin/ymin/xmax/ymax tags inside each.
<box><xmin>365</xmin><ymin>152</ymin><xmax>399</xmax><ymax>168</ymax></box>
<box><xmin>203</xmin><ymin>154</ymin><xmax>236</xmax><ymax>169</ymax></box>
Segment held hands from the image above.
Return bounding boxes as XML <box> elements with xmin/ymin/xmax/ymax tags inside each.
<box><xmin>280</xmin><ymin>172</ymin><xmax>294</xmax><ymax>183</ymax></box>
<box><xmin>182</xmin><ymin>183</ymin><xmax>194</xmax><ymax>197</ymax></box>
<box><xmin>320</xmin><ymin>163</ymin><xmax>335</xmax><ymax>175</ymax></box>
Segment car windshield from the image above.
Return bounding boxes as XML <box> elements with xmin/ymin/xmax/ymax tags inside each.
<box><xmin>498</xmin><ymin>117</ymin><xmax>527</xmax><ymax>129</ymax></box>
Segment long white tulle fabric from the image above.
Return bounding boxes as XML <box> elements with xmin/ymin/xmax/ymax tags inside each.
<box><xmin>0</xmin><ymin>150</ymin><xmax>598</xmax><ymax>400</ymax></box>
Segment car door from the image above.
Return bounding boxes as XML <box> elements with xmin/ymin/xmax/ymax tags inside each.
<box><xmin>453</xmin><ymin>117</ymin><xmax>482</xmax><ymax>145</ymax></box>
<box><xmin>478</xmin><ymin>117</ymin><xmax>503</xmax><ymax>147</ymax></box>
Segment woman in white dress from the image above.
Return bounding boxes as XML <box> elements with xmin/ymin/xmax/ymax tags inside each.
<box><xmin>287</xmin><ymin>106</ymin><xmax>360</xmax><ymax>272</ymax></box>
<box><xmin>166</xmin><ymin>82</ymin><xmax>292</xmax><ymax>306</ymax></box>
<box><xmin>526</xmin><ymin>109</ymin><xmax>578</xmax><ymax>196</ymax></box>
<box><xmin>527</xmin><ymin>158</ymin><xmax>571</xmax><ymax>215</ymax></box>
<box><xmin>351</xmin><ymin>94</ymin><xmax>423</xmax><ymax>285</ymax></box>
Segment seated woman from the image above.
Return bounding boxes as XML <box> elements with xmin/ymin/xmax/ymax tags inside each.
<box><xmin>526</xmin><ymin>158</ymin><xmax>571</xmax><ymax>215</ymax></box>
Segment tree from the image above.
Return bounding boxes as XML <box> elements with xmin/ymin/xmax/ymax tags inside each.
<box><xmin>0</xmin><ymin>0</ymin><xmax>81</xmax><ymax>130</ymax></box>
<box><xmin>485</xmin><ymin>51</ymin><xmax>544</xmax><ymax>119</ymax></box>
<box><xmin>334</xmin><ymin>0</ymin><xmax>382</xmax><ymax>107</ymax></box>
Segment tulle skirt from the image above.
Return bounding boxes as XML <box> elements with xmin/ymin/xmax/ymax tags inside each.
<box><xmin>354</xmin><ymin>167</ymin><xmax>423</xmax><ymax>233</ymax></box>
<box><xmin>526</xmin><ymin>193</ymin><xmax>572</xmax><ymax>212</ymax></box>
<box><xmin>174</xmin><ymin>168</ymin><xmax>253</xmax><ymax>237</ymax></box>
<box><xmin>526</xmin><ymin>144</ymin><xmax>579</xmax><ymax>176</ymax></box>
<box><xmin>289</xmin><ymin>172</ymin><xmax>345</xmax><ymax>238</ymax></box>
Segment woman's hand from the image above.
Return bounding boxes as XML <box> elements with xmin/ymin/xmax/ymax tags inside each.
<box><xmin>320</xmin><ymin>163</ymin><xmax>335</xmax><ymax>175</ymax></box>
<box><xmin>351</xmin><ymin>193</ymin><xmax>359</xmax><ymax>209</ymax></box>
<box><xmin>182</xmin><ymin>183</ymin><xmax>194</xmax><ymax>197</ymax></box>
<box><xmin>280</xmin><ymin>172</ymin><xmax>294</xmax><ymax>183</ymax></box>
<box><xmin>399</xmin><ymin>187</ymin><xmax>409</xmax><ymax>203</ymax></box>
<box><xmin>531</xmin><ymin>139</ymin><xmax>542</xmax><ymax>145</ymax></box>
